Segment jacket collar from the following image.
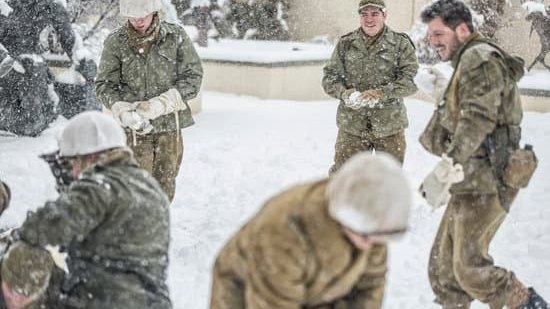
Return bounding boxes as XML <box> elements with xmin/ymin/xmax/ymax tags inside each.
<box><xmin>349</xmin><ymin>25</ymin><xmax>394</xmax><ymax>52</ymax></box>
<box><xmin>82</xmin><ymin>147</ymin><xmax>138</xmax><ymax>176</ymax></box>
<box><xmin>451</xmin><ymin>31</ymin><xmax>482</xmax><ymax>68</ymax></box>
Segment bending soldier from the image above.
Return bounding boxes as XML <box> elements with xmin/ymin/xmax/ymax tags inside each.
<box><xmin>0</xmin><ymin>182</ymin><xmax>9</xmax><ymax>216</ymax></box>
<box><xmin>210</xmin><ymin>152</ymin><xmax>412</xmax><ymax>309</ymax></box>
<box><xmin>10</xmin><ymin>111</ymin><xmax>172</xmax><ymax>309</ymax></box>
<box><xmin>0</xmin><ymin>242</ymin><xmax>54</xmax><ymax>309</ymax></box>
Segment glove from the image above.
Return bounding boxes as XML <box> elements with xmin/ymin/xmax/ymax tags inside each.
<box><xmin>419</xmin><ymin>154</ymin><xmax>464</xmax><ymax>209</ymax></box>
<box><xmin>119</xmin><ymin>111</ymin><xmax>153</xmax><ymax>133</ymax></box>
<box><xmin>111</xmin><ymin>101</ymin><xmax>153</xmax><ymax>133</ymax></box>
<box><xmin>135</xmin><ymin>88</ymin><xmax>186</xmax><ymax>120</ymax></box>
<box><xmin>111</xmin><ymin>101</ymin><xmax>135</xmax><ymax>124</ymax></box>
<box><xmin>342</xmin><ymin>88</ymin><xmax>368</xmax><ymax>110</ymax></box>
<box><xmin>45</xmin><ymin>244</ymin><xmax>69</xmax><ymax>273</ymax></box>
<box><xmin>361</xmin><ymin>89</ymin><xmax>383</xmax><ymax>107</ymax></box>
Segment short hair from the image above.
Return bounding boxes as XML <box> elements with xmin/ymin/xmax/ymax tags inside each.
<box><xmin>421</xmin><ymin>0</ymin><xmax>475</xmax><ymax>33</ymax></box>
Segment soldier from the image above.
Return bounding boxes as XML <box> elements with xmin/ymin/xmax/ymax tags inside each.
<box><xmin>419</xmin><ymin>1</ymin><xmax>548</xmax><ymax>309</ymax></box>
<box><xmin>210</xmin><ymin>152</ymin><xmax>412</xmax><ymax>309</ymax></box>
<box><xmin>95</xmin><ymin>0</ymin><xmax>203</xmax><ymax>202</ymax></box>
<box><xmin>14</xmin><ymin>111</ymin><xmax>172</xmax><ymax>309</ymax></box>
<box><xmin>322</xmin><ymin>0</ymin><xmax>418</xmax><ymax>171</ymax></box>
<box><xmin>0</xmin><ymin>181</ymin><xmax>9</xmax><ymax>217</ymax></box>
<box><xmin>0</xmin><ymin>242</ymin><xmax>54</xmax><ymax>309</ymax></box>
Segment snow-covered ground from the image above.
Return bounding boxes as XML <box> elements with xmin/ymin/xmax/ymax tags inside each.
<box><xmin>0</xmin><ymin>92</ymin><xmax>549</xmax><ymax>308</ymax></box>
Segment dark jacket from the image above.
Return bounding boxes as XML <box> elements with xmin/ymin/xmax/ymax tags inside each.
<box><xmin>18</xmin><ymin>148</ymin><xmax>172</xmax><ymax>309</ymax></box>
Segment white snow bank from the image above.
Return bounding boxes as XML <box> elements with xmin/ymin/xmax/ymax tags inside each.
<box><xmin>196</xmin><ymin>39</ymin><xmax>333</xmax><ymax>63</ymax></box>
<box><xmin>522</xmin><ymin>1</ymin><xmax>547</xmax><ymax>15</ymax></box>
<box><xmin>1</xmin><ymin>93</ymin><xmax>549</xmax><ymax>309</ymax></box>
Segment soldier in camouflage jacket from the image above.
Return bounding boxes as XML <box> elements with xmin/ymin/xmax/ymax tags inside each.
<box><xmin>322</xmin><ymin>0</ymin><xmax>418</xmax><ymax>171</ymax></box>
<box><xmin>420</xmin><ymin>1</ymin><xmax>548</xmax><ymax>309</ymax></box>
<box><xmin>96</xmin><ymin>0</ymin><xmax>203</xmax><ymax>201</ymax></box>
<box><xmin>17</xmin><ymin>112</ymin><xmax>172</xmax><ymax>309</ymax></box>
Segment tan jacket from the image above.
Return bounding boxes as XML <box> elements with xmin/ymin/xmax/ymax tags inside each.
<box><xmin>211</xmin><ymin>180</ymin><xmax>387</xmax><ymax>309</ymax></box>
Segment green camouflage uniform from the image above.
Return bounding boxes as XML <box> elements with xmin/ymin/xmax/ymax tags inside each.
<box><xmin>18</xmin><ymin>148</ymin><xmax>172</xmax><ymax>309</ymax></box>
<box><xmin>95</xmin><ymin>20</ymin><xmax>203</xmax><ymax>201</ymax></box>
<box><xmin>420</xmin><ymin>33</ymin><xmax>525</xmax><ymax>309</ymax></box>
<box><xmin>322</xmin><ymin>26</ymin><xmax>418</xmax><ymax>171</ymax></box>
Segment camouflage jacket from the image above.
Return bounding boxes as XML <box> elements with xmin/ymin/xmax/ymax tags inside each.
<box><xmin>322</xmin><ymin>26</ymin><xmax>418</xmax><ymax>138</ymax></box>
<box><xmin>212</xmin><ymin>180</ymin><xmax>387</xmax><ymax>309</ymax></box>
<box><xmin>421</xmin><ymin>33</ymin><xmax>524</xmax><ymax>195</ymax></box>
<box><xmin>95</xmin><ymin>21</ymin><xmax>203</xmax><ymax>133</ymax></box>
<box><xmin>18</xmin><ymin>148</ymin><xmax>172</xmax><ymax>309</ymax></box>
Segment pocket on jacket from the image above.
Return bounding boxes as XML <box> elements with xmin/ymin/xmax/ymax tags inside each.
<box><xmin>368</xmin><ymin>100</ymin><xmax>408</xmax><ymax>138</ymax></box>
<box><xmin>451</xmin><ymin>157</ymin><xmax>498</xmax><ymax>194</ymax></box>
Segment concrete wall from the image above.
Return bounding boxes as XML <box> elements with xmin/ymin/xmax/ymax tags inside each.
<box><xmin>200</xmin><ymin>60</ymin><xmax>550</xmax><ymax>112</ymax></box>
<box><xmin>201</xmin><ymin>61</ymin><xmax>330</xmax><ymax>101</ymax></box>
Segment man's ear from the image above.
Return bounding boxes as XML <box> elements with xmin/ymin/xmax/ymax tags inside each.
<box><xmin>455</xmin><ymin>22</ymin><xmax>472</xmax><ymax>42</ymax></box>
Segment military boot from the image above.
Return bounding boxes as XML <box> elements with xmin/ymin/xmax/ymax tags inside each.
<box><xmin>518</xmin><ymin>288</ymin><xmax>549</xmax><ymax>309</ymax></box>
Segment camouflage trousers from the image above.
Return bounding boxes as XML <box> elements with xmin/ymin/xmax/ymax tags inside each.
<box><xmin>329</xmin><ymin>130</ymin><xmax>406</xmax><ymax>174</ymax></box>
<box><xmin>127</xmin><ymin>130</ymin><xmax>183</xmax><ymax>202</ymax></box>
<box><xmin>429</xmin><ymin>193</ymin><xmax>519</xmax><ymax>309</ymax></box>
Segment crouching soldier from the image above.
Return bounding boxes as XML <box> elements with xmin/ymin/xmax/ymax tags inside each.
<box><xmin>0</xmin><ymin>181</ymin><xmax>9</xmax><ymax>216</ymax></box>
<box><xmin>0</xmin><ymin>242</ymin><xmax>54</xmax><ymax>309</ymax></box>
<box><xmin>11</xmin><ymin>111</ymin><xmax>172</xmax><ymax>309</ymax></box>
<box><xmin>210</xmin><ymin>152</ymin><xmax>412</xmax><ymax>309</ymax></box>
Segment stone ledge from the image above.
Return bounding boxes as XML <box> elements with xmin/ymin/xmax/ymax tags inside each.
<box><xmin>202</xmin><ymin>58</ymin><xmax>327</xmax><ymax>68</ymax></box>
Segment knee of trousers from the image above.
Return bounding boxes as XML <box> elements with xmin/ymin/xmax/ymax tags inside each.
<box><xmin>452</xmin><ymin>262</ymin><xmax>507</xmax><ymax>303</ymax></box>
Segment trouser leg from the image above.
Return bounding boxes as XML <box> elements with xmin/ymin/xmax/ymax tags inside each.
<box><xmin>370</xmin><ymin>131</ymin><xmax>406</xmax><ymax>164</ymax></box>
<box><xmin>127</xmin><ymin>131</ymin><xmax>183</xmax><ymax>201</ymax></box>
<box><xmin>429</xmin><ymin>199</ymin><xmax>473</xmax><ymax>308</ymax></box>
<box><xmin>127</xmin><ymin>132</ymin><xmax>155</xmax><ymax>173</ymax></box>
<box><xmin>430</xmin><ymin>193</ymin><xmax>519</xmax><ymax>308</ymax></box>
<box><xmin>152</xmin><ymin>130</ymin><xmax>183</xmax><ymax>202</ymax></box>
<box><xmin>329</xmin><ymin>130</ymin><xmax>405</xmax><ymax>174</ymax></box>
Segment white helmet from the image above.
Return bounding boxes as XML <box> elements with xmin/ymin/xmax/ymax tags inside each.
<box><xmin>327</xmin><ymin>152</ymin><xmax>412</xmax><ymax>236</ymax></box>
<box><xmin>120</xmin><ymin>0</ymin><xmax>163</xmax><ymax>18</ymax></box>
<box><xmin>57</xmin><ymin>111</ymin><xmax>127</xmax><ymax>157</ymax></box>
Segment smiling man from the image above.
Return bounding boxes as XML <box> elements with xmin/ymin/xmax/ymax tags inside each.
<box><xmin>419</xmin><ymin>1</ymin><xmax>548</xmax><ymax>309</ymax></box>
<box><xmin>322</xmin><ymin>0</ymin><xmax>418</xmax><ymax>171</ymax></box>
